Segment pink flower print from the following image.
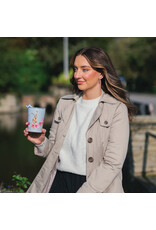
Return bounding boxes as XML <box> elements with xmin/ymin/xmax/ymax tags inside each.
<box><xmin>38</xmin><ymin>122</ymin><xmax>43</xmax><ymax>126</ymax></box>
<box><xmin>35</xmin><ymin>124</ymin><xmax>38</xmax><ymax>128</ymax></box>
<box><xmin>27</xmin><ymin>122</ymin><xmax>31</xmax><ymax>126</ymax></box>
<box><xmin>31</xmin><ymin>124</ymin><xmax>35</xmax><ymax>128</ymax></box>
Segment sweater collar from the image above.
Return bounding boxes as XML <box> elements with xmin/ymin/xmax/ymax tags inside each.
<box><xmin>61</xmin><ymin>90</ymin><xmax>118</xmax><ymax>104</ymax></box>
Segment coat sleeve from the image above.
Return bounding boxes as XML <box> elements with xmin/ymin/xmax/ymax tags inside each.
<box><xmin>34</xmin><ymin>100</ymin><xmax>61</xmax><ymax>158</ymax></box>
<box><xmin>77</xmin><ymin>103</ymin><xmax>130</xmax><ymax>193</ymax></box>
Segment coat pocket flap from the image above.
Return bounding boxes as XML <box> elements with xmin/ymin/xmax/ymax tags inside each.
<box><xmin>99</xmin><ymin>116</ymin><xmax>112</xmax><ymax>127</ymax></box>
<box><xmin>54</xmin><ymin>116</ymin><xmax>62</xmax><ymax>124</ymax></box>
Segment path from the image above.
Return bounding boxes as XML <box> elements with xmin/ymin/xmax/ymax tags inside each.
<box><xmin>129</xmin><ymin>92</ymin><xmax>156</xmax><ymax>115</ymax></box>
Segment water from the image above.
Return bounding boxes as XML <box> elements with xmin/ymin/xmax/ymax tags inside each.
<box><xmin>0</xmin><ymin>112</ymin><xmax>52</xmax><ymax>186</ymax></box>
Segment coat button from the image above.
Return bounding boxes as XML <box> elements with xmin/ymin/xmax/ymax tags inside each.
<box><xmin>104</xmin><ymin>120</ymin><xmax>108</xmax><ymax>125</ymax></box>
<box><xmin>58</xmin><ymin>157</ymin><xmax>60</xmax><ymax>162</ymax></box>
<box><xmin>88</xmin><ymin>157</ymin><xmax>94</xmax><ymax>163</ymax></box>
<box><xmin>88</xmin><ymin>137</ymin><xmax>93</xmax><ymax>143</ymax></box>
<box><xmin>58</xmin><ymin>117</ymin><xmax>61</xmax><ymax>120</ymax></box>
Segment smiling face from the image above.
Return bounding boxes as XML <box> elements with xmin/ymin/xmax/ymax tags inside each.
<box><xmin>73</xmin><ymin>55</ymin><xmax>103</xmax><ymax>98</ymax></box>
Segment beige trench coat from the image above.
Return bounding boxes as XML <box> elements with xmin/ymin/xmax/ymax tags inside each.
<box><xmin>27</xmin><ymin>91</ymin><xmax>129</xmax><ymax>193</ymax></box>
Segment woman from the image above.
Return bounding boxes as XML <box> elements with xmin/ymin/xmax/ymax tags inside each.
<box><xmin>24</xmin><ymin>47</ymin><xmax>135</xmax><ymax>193</ymax></box>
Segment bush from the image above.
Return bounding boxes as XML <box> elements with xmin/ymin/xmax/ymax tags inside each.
<box><xmin>0</xmin><ymin>48</ymin><xmax>48</xmax><ymax>94</ymax></box>
<box><xmin>51</xmin><ymin>69</ymin><xmax>73</xmax><ymax>86</ymax></box>
<box><xmin>0</xmin><ymin>174</ymin><xmax>31</xmax><ymax>193</ymax></box>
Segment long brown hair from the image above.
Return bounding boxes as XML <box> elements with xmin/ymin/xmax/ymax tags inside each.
<box><xmin>70</xmin><ymin>47</ymin><xmax>136</xmax><ymax>121</ymax></box>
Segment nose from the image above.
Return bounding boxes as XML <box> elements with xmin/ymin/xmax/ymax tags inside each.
<box><xmin>74</xmin><ymin>69</ymin><xmax>82</xmax><ymax>79</ymax></box>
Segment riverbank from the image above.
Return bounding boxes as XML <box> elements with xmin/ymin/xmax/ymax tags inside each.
<box><xmin>0</xmin><ymin>94</ymin><xmax>21</xmax><ymax>114</ymax></box>
<box><xmin>0</xmin><ymin>85</ymin><xmax>71</xmax><ymax>114</ymax></box>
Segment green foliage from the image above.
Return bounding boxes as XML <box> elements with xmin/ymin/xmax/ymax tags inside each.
<box><xmin>0</xmin><ymin>37</ymin><xmax>156</xmax><ymax>94</ymax></box>
<box><xmin>51</xmin><ymin>68</ymin><xmax>73</xmax><ymax>86</ymax></box>
<box><xmin>0</xmin><ymin>174</ymin><xmax>31</xmax><ymax>193</ymax></box>
<box><xmin>0</xmin><ymin>38</ymin><xmax>114</xmax><ymax>94</ymax></box>
<box><xmin>12</xmin><ymin>174</ymin><xmax>31</xmax><ymax>192</ymax></box>
<box><xmin>108</xmin><ymin>38</ymin><xmax>156</xmax><ymax>92</ymax></box>
<box><xmin>0</xmin><ymin>46</ymin><xmax>48</xmax><ymax>94</ymax></box>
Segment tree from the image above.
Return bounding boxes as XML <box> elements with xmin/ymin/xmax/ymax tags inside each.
<box><xmin>0</xmin><ymin>42</ymin><xmax>48</xmax><ymax>94</ymax></box>
<box><xmin>0</xmin><ymin>37</ymin><xmax>115</xmax><ymax>94</ymax></box>
<box><xmin>1</xmin><ymin>37</ymin><xmax>155</xmax><ymax>94</ymax></box>
<box><xmin>108</xmin><ymin>37</ymin><xmax>156</xmax><ymax>92</ymax></box>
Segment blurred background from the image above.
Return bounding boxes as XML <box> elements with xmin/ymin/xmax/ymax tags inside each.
<box><xmin>0</xmin><ymin>37</ymin><xmax>156</xmax><ymax>192</ymax></box>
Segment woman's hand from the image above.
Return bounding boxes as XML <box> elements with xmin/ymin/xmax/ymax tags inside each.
<box><xmin>24</xmin><ymin>122</ymin><xmax>46</xmax><ymax>145</ymax></box>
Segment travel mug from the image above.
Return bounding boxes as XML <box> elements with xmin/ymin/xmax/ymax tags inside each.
<box><xmin>26</xmin><ymin>105</ymin><xmax>45</xmax><ymax>133</ymax></box>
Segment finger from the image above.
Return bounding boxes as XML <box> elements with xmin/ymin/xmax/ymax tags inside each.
<box><xmin>24</xmin><ymin>130</ymin><xmax>28</xmax><ymax>136</ymax></box>
<box><xmin>26</xmin><ymin>122</ymin><xmax>28</xmax><ymax>125</ymax></box>
<box><xmin>42</xmin><ymin>129</ymin><xmax>46</xmax><ymax>134</ymax></box>
<box><xmin>23</xmin><ymin>128</ymin><xmax>29</xmax><ymax>134</ymax></box>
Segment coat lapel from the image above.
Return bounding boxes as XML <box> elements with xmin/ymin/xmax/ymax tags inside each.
<box><xmin>60</xmin><ymin>91</ymin><xmax>118</xmax><ymax>132</ymax></box>
<box><xmin>61</xmin><ymin>102</ymin><xmax>75</xmax><ymax>132</ymax></box>
<box><xmin>87</xmin><ymin>92</ymin><xmax>118</xmax><ymax>130</ymax></box>
<box><xmin>88</xmin><ymin>102</ymin><xmax>104</xmax><ymax>130</ymax></box>
<box><xmin>60</xmin><ymin>93</ymin><xmax>81</xmax><ymax>133</ymax></box>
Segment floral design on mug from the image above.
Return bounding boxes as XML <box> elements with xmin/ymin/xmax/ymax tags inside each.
<box><xmin>38</xmin><ymin>122</ymin><xmax>43</xmax><ymax>126</ymax></box>
<box><xmin>29</xmin><ymin>120</ymin><xmax>44</xmax><ymax>128</ymax></box>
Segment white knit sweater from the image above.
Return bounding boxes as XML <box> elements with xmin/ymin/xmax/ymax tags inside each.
<box><xmin>35</xmin><ymin>96</ymin><xmax>100</xmax><ymax>175</ymax></box>
<box><xmin>57</xmin><ymin>96</ymin><xmax>100</xmax><ymax>175</ymax></box>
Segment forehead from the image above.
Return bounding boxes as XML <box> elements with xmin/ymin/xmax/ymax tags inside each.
<box><xmin>74</xmin><ymin>55</ymin><xmax>91</xmax><ymax>67</ymax></box>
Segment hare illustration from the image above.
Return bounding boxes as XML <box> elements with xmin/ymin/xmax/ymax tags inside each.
<box><xmin>32</xmin><ymin>111</ymin><xmax>38</xmax><ymax>124</ymax></box>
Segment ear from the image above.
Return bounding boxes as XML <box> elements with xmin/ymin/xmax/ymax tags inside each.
<box><xmin>99</xmin><ymin>74</ymin><xmax>103</xmax><ymax>80</ymax></box>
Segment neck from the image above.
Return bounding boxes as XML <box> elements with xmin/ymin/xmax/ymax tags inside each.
<box><xmin>82</xmin><ymin>88</ymin><xmax>102</xmax><ymax>100</ymax></box>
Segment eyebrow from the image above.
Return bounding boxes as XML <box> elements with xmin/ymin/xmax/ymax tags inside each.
<box><xmin>73</xmin><ymin>65</ymin><xmax>91</xmax><ymax>68</ymax></box>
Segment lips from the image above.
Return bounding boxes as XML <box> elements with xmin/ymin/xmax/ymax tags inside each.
<box><xmin>77</xmin><ymin>81</ymin><xmax>85</xmax><ymax>85</ymax></box>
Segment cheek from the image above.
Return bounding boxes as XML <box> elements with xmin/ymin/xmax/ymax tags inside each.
<box><xmin>85</xmin><ymin>73</ymin><xmax>99</xmax><ymax>84</ymax></box>
<box><xmin>84</xmin><ymin>72</ymin><xmax>95</xmax><ymax>80</ymax></box>
<box><xmin>73</xmin><ymin>72</ymin><xmax>77</xmax><ymax>79</ymax></box>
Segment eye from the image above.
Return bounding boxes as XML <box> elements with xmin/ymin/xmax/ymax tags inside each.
<box><xmin>83</xmin><ymin>69</ymin><xmax>88</xmax><ymax>72</ymax></box>
<box><xmin>73</xmin><ymin>67</ymin><xmax>77</xmax><ymax>72</ymax></box>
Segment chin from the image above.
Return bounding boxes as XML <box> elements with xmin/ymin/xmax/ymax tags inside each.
<box><xmin>77</xmin><ymin>85</ymin><xmax>87</xmax><ymax>91</ymax></box>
